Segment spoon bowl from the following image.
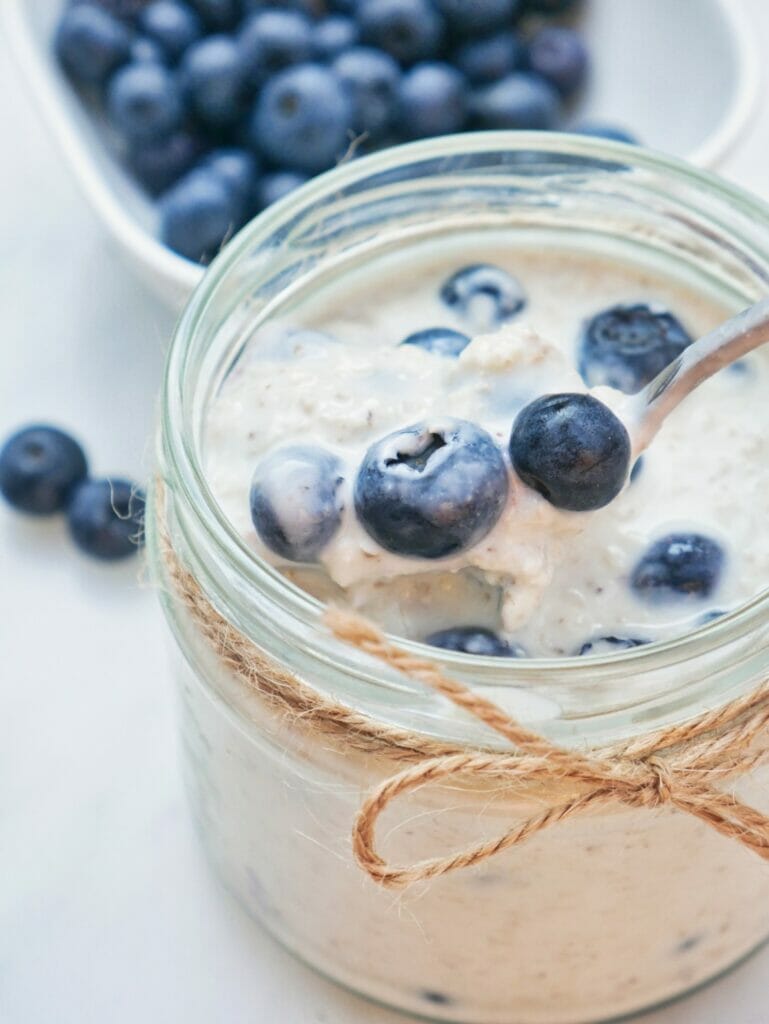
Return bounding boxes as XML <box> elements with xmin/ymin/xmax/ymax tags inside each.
<box><xmin>626</xmin><ymin>296</ymin><xmax>769</xmax><ymax>456</ymax></box>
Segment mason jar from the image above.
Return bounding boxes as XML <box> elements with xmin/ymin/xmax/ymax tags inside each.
<box><xmin>148</xmin><ymin>133</ymin><xmax>769</xmax><ymax>1024</ymax></box>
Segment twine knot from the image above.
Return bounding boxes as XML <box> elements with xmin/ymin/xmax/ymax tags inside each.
<box><xmin>644</xmin><ymin>756</ymin><xmax>676</xmax><ymax>808</ymax></box>
<box><xmin>326</xmin><ymin>608</ymin><xmax>769</xmax><ymax>890</ymax></box>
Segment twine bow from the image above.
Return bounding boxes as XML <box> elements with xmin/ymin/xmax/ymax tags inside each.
<box><xmin>326</xmin><ymin>609</ymin><xmax>769</xmax><ymax>890</ymax></box>
<box><xmin>156</xmin><ymin>496</ymin><xmax>769</xmax><ymax>895</ymax></box>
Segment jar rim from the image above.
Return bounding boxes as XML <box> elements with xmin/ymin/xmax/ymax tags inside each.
<box><xmin>159</xmin><ymin>131</ymin><xmax>769</xmax><ymax>707</ymax></box>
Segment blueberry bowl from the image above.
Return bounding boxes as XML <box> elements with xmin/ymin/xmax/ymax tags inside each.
<box><xmin>4</xmin><ymin>0</ymin><xmax>759</xmax><ymax>308</ymax></box>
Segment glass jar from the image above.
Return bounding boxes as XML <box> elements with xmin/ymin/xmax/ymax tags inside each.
<box><xmin>149</xmin><ymin>133</ymin><xmax>769</xmax><ymax>1024</ymax></box>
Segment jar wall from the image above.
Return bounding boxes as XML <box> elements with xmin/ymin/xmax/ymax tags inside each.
<box><xmin>170</xmin><ymin>588</ymin><xmax>769</xmax><ymax>1024</ymax></box>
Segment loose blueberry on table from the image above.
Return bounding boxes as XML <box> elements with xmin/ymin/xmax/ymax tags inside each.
<box><xmin>0</xmin><ymin>425</ymin><xmax>145</xmax><ymax>562</ymax></box>
<box><xmin>0</xmin><ymin>425</ymin><xmax>88</xmax><ymax>515</ymax></box>
<box><xmin>52</xmin><ymin>0</ymin><xmax>637</xmax><ymax>265</ymax></box>
<box><xmin>68</xmin><ymin>479</ymin><xmax>146</xmax><ymax>561</ymax></box>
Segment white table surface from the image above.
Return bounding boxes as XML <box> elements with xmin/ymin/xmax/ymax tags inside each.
<box><xmin>3</xmin><ymin>5</ymin><xmax>769</xmax><ymax>1023</ymax></box>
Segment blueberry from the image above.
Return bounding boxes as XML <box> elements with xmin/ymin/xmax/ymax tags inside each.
<box><xmin>676</xmin><ymin>935</ymin><xmax>704</xmax><ymax>955</ymax></box>
<box><xmin>88</xmin><ymin>0</ymin><xmax>152</xmax><ymax>18</ymax></box>
<box><xmin>470</xmin><ymin>71</ymin><xmax>560</xmax><ymax>130</ymax></box>
<box><xmin>400</xmin><ymin>327</ymin><xmax>470</xmax><ymax>357</ymax></box>
<box><xmin>440</xmin><ymin>264</ymin><xmax>526</xmax><ymax>328</ymax></box>
<box><xmin>137</xmin><ymin>1</ymin><xmax>202</xmax><ymax>62</ymax></box>
<box><xmin>525</xmin><ymin>27</ymin><xmax>587</xmax><ymax>98</ymax></box>
<box><xmin>333</xmin><ymin>46</ymin><xmax>401</xmax><ymax>140</ymax></box>
<box><xmin>699</xmin><ymin>609</ymin><xmax>726</xmax><ymax>625</ymax></box>
<box><xmin>251</xmin><ymin>64</ymin><xmax>353</xmax><ymax>173</ymax></box>
<box><xmin>454</xmin><ymin>32</ymin><xmax>523</xmax><ymax>85</ymax></box>
<box><xmin>356</xmin><ymin>0</ymin><xmax>444</xmax><ymax>66</ymax></box>
<box><xmin>0</xmin><ymin>425</ymin><xmax>88</xmax><ymax>516</ymax></box>
<box><xmin>397</xmin><ymin>62</ymin><xmax>466</xmax><ymax>139</ymax></box>
<box><xmin>55</xmin><ymin>5</ymin><xmax>131</xmax><ymax>85</ymax></box>
<box><xmin>199</xmin><ymin>147</ymin><xmax>259</xmax><ymax>220</ymax></box>
<box><xmin>420</xmin><ymin>991</ymin><xmax>455</xmax><ymax>1007</ymax></box>
<box><xmin>578</xmin><ymin>636</ymin><xmax>648</xmax><ymax>656</ymax></box>
<box><xmin>187</xmin><ymin>0</ymin><xmax>241</xmax><ymax>30</ymax></box>
<box><xmin>250</xmin><ymin>445</ymin><xmax>344</xmax><ymax>562</ymax></box>
<box><xmin>107</xmin><ymin>62</ymin><xmax>184</xmax><ymax>142</ymax></box>
<box><xmin>243</xmin><ymin>0</ymin><xmax>323</xmax><ymax>15</ymax></box>
<box><xmin>579</xmin><ymin>304</ymin><xmax>694</xmax><ymax>394</ymax></box>
<box><xmin>255</xmin><ymin>169</ymin><xmax>309</xmax><ymax>210</ymax></box>
<box><xmin>355</xmin><ymin>418</ymin><xmax>508</xmax><ymax>559</ymax></box>
<box><xmin>238</xmin><ymin>10</ymin><xmax>313</xmax><ymax>89</ymax></box>
<box><xmin>180</xmin><ymin>35</ymin><xmax>247</xmax><ymax>127</ymax></box>
<box><xmin>631</xmin><ymin>534</ymin><xmax>725</xmax><ymax>602</ymax></box>
<box><xmin>67</xmin><ymin>478</ymin><xmax>146</xmax><ymax>560</ymax></box>
<box><xmin>573</xmin><ymin>121</ymin><xmax>638</xmax><ymax>145</ymax></box>
<box><xmin>509</xmin><ymin>393</ymin><xmax>631</xmax><ymax>512</ymax></box>
<box><xmin>434</xmin><ymin>0</ymin><xmax>521</xmax><ymax>37</ymax></box>
<box><xmin>312</xmin><ymin>15</ymin><xmax>359</xmax><ymax>61</ymax></box>
<box><xmin>629</xmin><ymin>454</ymin><xmax>644</xmax><ymax>485</ymax></box>
<box><xmin>523</xmin><ymin>0</ymin><xmax>582</xmax><ymax>13</ymax></box>
<box><xmin>127</xmin><ymin>130</ymin><xmax>204</xmax><ymax>194</ymax></box>
<box><xmin>160</xmin><ymin>169</ymin><xmax>240</xmax><ymax>262</ymax></box>
<box><xmin>425</xmin><ymin>627</ymin><xmax>524</xmax><ymax>657</ymax></box>
<box><xmin>129</xmin><ymin>36</ymin><xmax>167</xmax><ymax>63</ymax></box>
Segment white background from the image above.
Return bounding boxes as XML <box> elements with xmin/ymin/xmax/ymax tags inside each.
<box><xmin>4</xmin><ymin>5</ymin><xmax>769</xmax><ymax>1023</ymax></box>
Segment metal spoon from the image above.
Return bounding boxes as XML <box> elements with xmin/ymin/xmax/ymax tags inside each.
<box><xmin>510</xmin><ymin>297</ymin><xmax>769</xmax><ymax>512</ymax></box>
<box><xmin>626</xmin><ymin>296</ymin><xmax>769</xmax><ymax>457</ymax></box>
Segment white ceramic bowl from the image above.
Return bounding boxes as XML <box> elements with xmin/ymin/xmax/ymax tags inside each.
<box><xmin>3</xmin><ymin>0</ymin><xmax>759</xmax><ymax>309</ymax></box>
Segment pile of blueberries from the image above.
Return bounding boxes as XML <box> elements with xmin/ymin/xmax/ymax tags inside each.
<box><xmin>0</xmin><ymin>425</ymin><xmax>145</xmax><ymax>561</ymax></box>
<box><xmin>54</xmin><ymin>0</ymin><xmax>634</xmax><ymax>264</ymax></box>
<box><xmin>249</xmin><ymin>264</ymin><xmax>725</xmax><ymax>658</ymax></box>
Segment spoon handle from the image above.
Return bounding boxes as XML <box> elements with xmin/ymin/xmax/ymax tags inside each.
<box><xmin>627</xmin><ymin>295</ymin><xmax>769</xmax><ymax>455</ymax></box>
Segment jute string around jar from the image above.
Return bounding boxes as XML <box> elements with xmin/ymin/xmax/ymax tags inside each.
<box><xmin>159</xmin><ymin>490</ymin><xmax>769</xmax><ymax>891</ymax></box>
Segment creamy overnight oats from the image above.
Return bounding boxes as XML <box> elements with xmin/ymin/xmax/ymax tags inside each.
<box><xmin>205</xmin><ymin>242</ymin><xmax>769</xmax><ymax>658</ymax></box>
<box><xmin>152</xmin><ymin>138</ymin><xmax>769</xmax><ymax>1024</ymax></box>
